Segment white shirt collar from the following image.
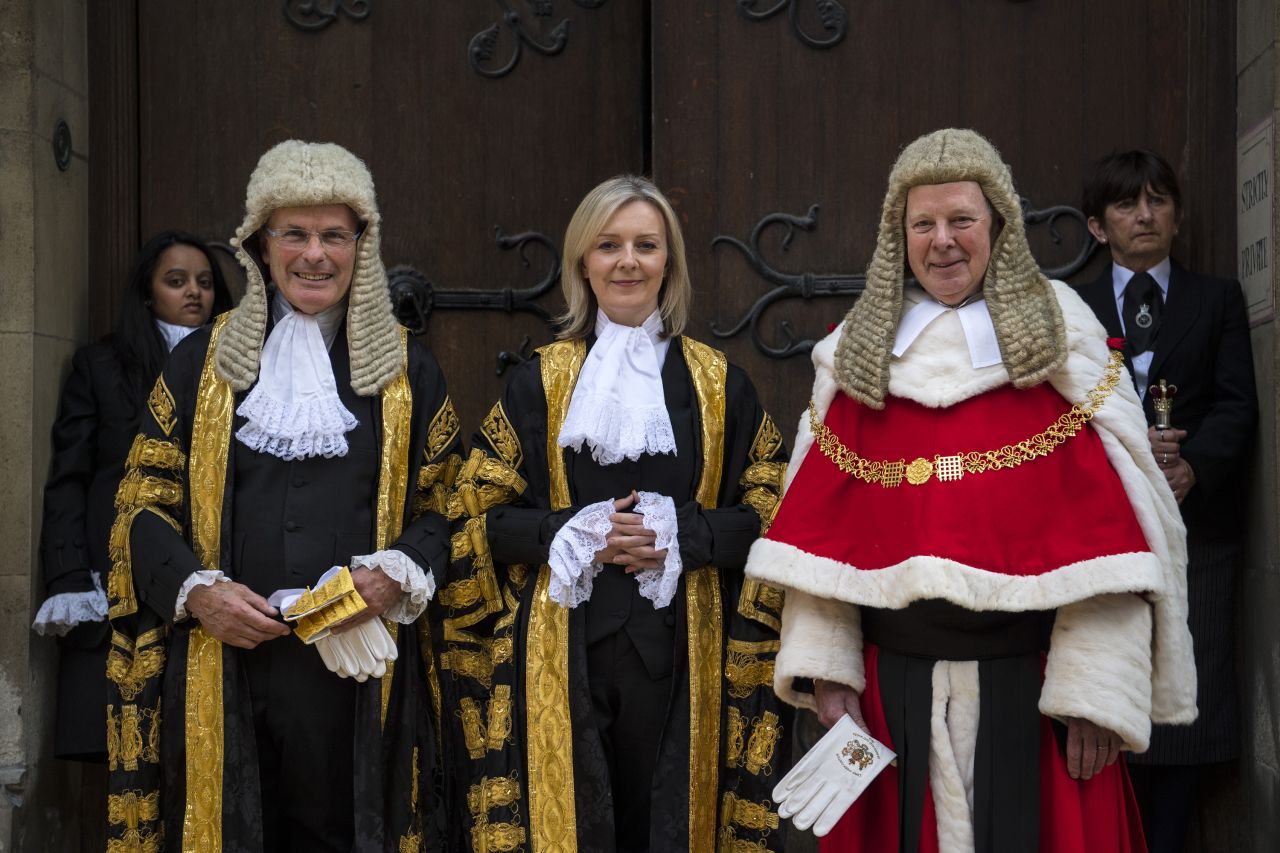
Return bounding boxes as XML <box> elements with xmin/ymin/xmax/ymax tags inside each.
<box><xmin>593</xmin><ymin>308</ymin><xmax>671</xmax><ymax>366</ymax></box>
<box><xmin>155</xmin><ymin>318</ymin><xmax>200</xmax><ymax>352</ymax></box>
<box><xmin>1110</xmin><ymin>256</ymin><xmax>1172</xmax><ymax>305</ymax></box>
<box><xmin>892</xmin><ymin>287</ymin><xmax>1003</xmax><ymax>369</ymax></box>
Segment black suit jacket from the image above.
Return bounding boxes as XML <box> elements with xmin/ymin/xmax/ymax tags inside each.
<box><xmin>1076</xmin><ymin>261</ymin><xmax>1258</xmax><ymax>538</ymax></box>
<box><xmin>38</xmin><ymin>341</ymin><xmax>140</xmax><ymax>760</ymax></box>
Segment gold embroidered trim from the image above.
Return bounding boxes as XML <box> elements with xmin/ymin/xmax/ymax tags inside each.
<box><xmin>682</xmin><ymin>337</ymin><xmax>728</xmax><ymax>853</ymax></box>
<box><xmin>472</xmin><ymin>822</ymin><xmax>527</xmax><ymax>853</ymax></box>
<box><xmin>749</xmin><ymin>413</ymin><xmax>784</xmax><ymax>464</ymax></box>
<box><xmin>468</xmin><ymin>773</ymin><xmax>522</xmax><ymax>816</ymax></box>
<box><xmin>376</xmin><ymin>329</ymin><xmax>413</xmax><ymax>727</ymax></box>
<box><xmin>119</xmin><ymin>704</ymin><xmax>143</xmax><ymax>771</ymax></box>
<box><xmin>721</xmin><ymin>791</ymin><xmax>780</xmax><ymax>831</ymax></box>
<box><xmin>106</xmin><ymin>628</ymin><xmax>168</xmax><ymax>700</ymax></box>
<box><xmin>108</xmin><ymin>790</ymin><xmax>160</xmax><ymax>828</ymax></box>
<box><xmin>183</xmin><ymin>627</ymin><xmax>224</xmax><ymax>853</ymax></box>
<box><xmin>451</xmin><ymin>515</ymin><xmax>494</xmax><ymax>565</ymax></box>
<box><xmin>449</xmin><ymin>450</ymin><xmax>528</xmax><ymax>520</ymax></box>
<box><xmin>147</xmin><ymin>375</ymin><xmax>177</xmax><ymax>437</ymax></box>
<box><xmin>481</xmin><ymin>400</ymin><xmax>523</xmax><ymax>469</ymax></box>
<box><xmin>416</xmin><ymin>452</ymin><xmax>462</xmax><ymax>517</ymax></box>
<box><xmin>726</xmin><ymin>639</ymin><xmax>778</xmax><ymax>699</ymax></box>
<box><xmin>684</xmin><ymin>338</ymin><xmax>727</xmax><ymax>507</ymax></box>
<box><xmin>189</xmin><ymin>315</ymin><xmax>233</xmax><ymax>569</ymax></box>
<box><xmin>809</xmin><ymin>349</ymin><xmax>1125</xmax><ymax>488</ymax></box>
<box><xmin>717</xmin><ymin>827</ymin><xmax>769</xmax><ymax>852</ymax></box>
<box><xmin>114</xmin><ymin>470</ymin><xmax>182</xmax><ymax>510</ymax></box>
<box><xmin>525</xmin><ymin>338</ymin><xmax>584</xmax><ymax>851</ymax></box>
<box><xmin>745</xmin><ymin>711</ymin><xmax>782</xmax><ymax>776</ymax></box>
<box><xmin>468</xmin><ymin>773</ymin><xmax>525</xmax><ymax>853</ymax></box>
<box><xmin>107</xmin><ymin>828</ymin><xmax>164</xmax><ymax>853</ymax></box>
<box><xmin>736</xmin><ymin>579</ymin><xmax>784</xmax><ymax>633</ymax></box>
<box><xmin>107</xmin><ymin>705</ymin><xmax>120</xmax><ymax>770</ymax></box>
<box><xmin>739</xmin><ymin>459</ymin><xmax>785</xmax><ymax>534</ymax></box>
<box><xmin>459</xmin><ymin>698</ymin><xmax>486</xmax><ymax>758</ymax></box>
<box><xmin>487</xmin><ymin>684</ymin><xmax>513</xmax><ymax>750</ymax></box>
<box><xmin>399</xmin><ymin>745</ymin><xmax>423</xmax><ymax>853</ymax></box>
<box><xmin>428</xmin><ymin>396</ymin><xmax>461</xmax><ymax>459</ymax></box>
<box><xmin>143</xmin><ymin>702</ymin><xmax>161</xmax><ymax>765</ymax></box>
<box><xmin>126</xmin><ymin>435</ymin><xmax>186</xmax><ymax>472</ymax></box>
<box><xmin>688</xmin><ymin>565</ymin><xmax>724</xmax><ymax>852</ymax></box>
<box><xmin>726</xmin><ymin>706</ymin><xmax>745</xmax><ymax>768</ymax></box>
<box><xmin>441</xmin><ymin>632</ymin><xmax>512</xmax><ymax>687</ymax></box>
<box><xmin>180</xmin><ymin>317</ymin><xmax>234</xmax><ymax>853</ymax></box>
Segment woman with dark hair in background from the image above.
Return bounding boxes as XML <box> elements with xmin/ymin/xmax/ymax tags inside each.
<box><xmin>31</xmin><ymin>230</ymin><xmax>232</xmax><ymax>761</ymax></box>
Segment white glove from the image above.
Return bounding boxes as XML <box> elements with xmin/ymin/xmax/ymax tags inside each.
<box><xmin>314</xmin><ymin>618</ymin><xmax>399</xmax><ymax>682</ymax></box>
<box><xmin>773</xmin><ymin>714</ymin><xmax>895</xmax><ymax>837</ymax></box>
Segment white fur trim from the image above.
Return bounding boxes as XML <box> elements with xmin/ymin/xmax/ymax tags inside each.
<box><xmin>1040</xmin><ymin>593</ymin><xmax>1154</xmax><ymax>752</ymax></box>
<box><xmin>747</xmin><ymin>537</ymin><xmax>1164</xmax><ymax>613</ymax></box>
<box><xmin>774</xmin><ymin>588</ymin><xmax>864</xmax><ymax>710</ymax></box>
<box><xmin>928</xmin><ymin>661</ymin><xmax>979</xmax><ymax>853</ymax></box>
<box><xmin>758</xmin><ymin>282</ymin><xmax>1196</xmax><ymax>723</ymax></box>
<box><xmin>1047</xmin><ymin>282</ymin><xmax>1194</xmax><ymax>724</ymax></box>
<box><xmin>888</xmin><ymin>299</ymin><xmax>1010</xmax><ymax>409</ymax></box>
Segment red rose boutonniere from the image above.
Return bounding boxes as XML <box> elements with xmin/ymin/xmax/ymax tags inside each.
<box><xmin>1106</xmin><ymin>337</ymin><xmax>1126</xmax><ymax>351</ymax></box>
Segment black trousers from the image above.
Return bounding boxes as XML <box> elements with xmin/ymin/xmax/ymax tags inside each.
<box><xmin>242</xmin><ymin>634</ymin><xmax>358</xmax><ymax>853</ymax></box>
<box><xmin>1127</xmin><ymin>763</ymin><xmax>1201</xmax><ymax>853</ymax></box>
<box><xmin>586</xmin><ymin>628</ymin><xmax>673</xmax><ymax>853</ymax></box>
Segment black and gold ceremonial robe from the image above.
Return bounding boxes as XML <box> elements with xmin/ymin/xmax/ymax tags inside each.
<box><xmin>438</xmin><ymin>336</ymin><xmax>791</xmax><ymax>852</ymax></box>
<box><xmin>104</xmin><ymin>315</ymin><xmax>463</xmax><ymax>852</ymax></box>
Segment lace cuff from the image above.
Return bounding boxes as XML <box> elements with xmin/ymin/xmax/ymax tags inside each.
<box><xmin>632</xmin><ymin>491</ymin><xmax>682</xmax><ymax>609</ymax></box>
<box><xmin>31</xmin><ymin>573</ymin><xmax>108</xmax><ymax>636</ymax></box>
<box><xmin>547</xmin><ymin>498</ymin><xmax>615</xmax><ymax>608</ymax></box>
<box><xmin>174</xmin><ymin>570</ymin><xmax>228</xmax><ymax>622</ymax></box>
<box><xmin>351</xmin><ymin>549</ymin><xmax>435</xmax><ymax>623</ymax></box>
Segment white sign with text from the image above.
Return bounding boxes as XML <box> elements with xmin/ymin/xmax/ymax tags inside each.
<box><xmin>1238</xmin><ymin>117</ymin><xmax>1274</xmax><ymax>325</ymax></box>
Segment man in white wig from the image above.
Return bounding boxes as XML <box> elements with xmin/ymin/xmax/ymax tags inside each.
<box><xmin>745</xmin><ymin>128</ymin><xmax>1195</xmax><ymax>853</ymax></box>
<box><xmin>104</xmin><ymin>140</ymin><xmax>462</xmax><ymax>851</ymax></box>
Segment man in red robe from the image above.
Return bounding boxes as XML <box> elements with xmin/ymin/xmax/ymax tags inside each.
<box><xmin>746</xmin><ymin>128</ymin><xmax>1196</xmax><ymax>853</ymax></box>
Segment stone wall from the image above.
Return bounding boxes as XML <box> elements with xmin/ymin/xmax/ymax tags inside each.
<box><xmin>1236</xmin><ymin>3</ymin><xmax>1280</xmax><ymax>850</ymax></box>
<box><xmin>0</xmin><ymin>0</ymin><xmax>90</xmax><ymax>849</ymax></box>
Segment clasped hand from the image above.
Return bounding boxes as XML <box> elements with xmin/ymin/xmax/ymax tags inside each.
<box><xmin>593</xmin><ymin>490</ymin><xmax>668</xmax><ymax>573</ymax></box>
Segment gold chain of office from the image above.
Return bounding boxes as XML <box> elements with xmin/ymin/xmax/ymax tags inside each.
<box><xmin>808</xmin><ymin>349</ymin><xmax>1125</xmax><ymax>488</ymax></box>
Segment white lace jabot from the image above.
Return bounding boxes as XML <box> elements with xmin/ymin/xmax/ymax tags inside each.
<box><xmin>234</xmin><ymin>292</ymin><xmax>356</xmax><ymax>460</ymax></box>
<box><xmin>557</xmin><ymin>309</ymin><xmax>675</xmax><ymax>466</ymax></box>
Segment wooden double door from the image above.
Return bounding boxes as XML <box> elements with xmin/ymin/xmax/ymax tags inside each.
<box><xmin>90</xmin><ymin>0</ymin><xmax>1235</xmax><ymax>445</ymax></box>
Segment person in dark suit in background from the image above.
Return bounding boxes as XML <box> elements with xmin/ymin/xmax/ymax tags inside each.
<box><xmin>32</xmin><ymin>230</ymin><xmax>232</xmax><ymax>761</ymax></box>
<box><xmin>1078</xmin><ymin>149</ymin><xmax>1258</xmax><ymax>853</ymax></box>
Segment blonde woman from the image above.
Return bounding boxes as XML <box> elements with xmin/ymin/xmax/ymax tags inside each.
<box><xmin>438</xmin><ymin>175</ymin><xmax>791</xmax><ymax>851</ymax></box>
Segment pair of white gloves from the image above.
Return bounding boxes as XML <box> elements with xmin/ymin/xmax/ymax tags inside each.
<box><xmin>313</xmin><ymin>618</ymin><xmax>398</xmax><ymax>682</ymax></box>
<box><xmin>773</xmin><ymin>714</ymin><xmax>895</xmax><ymax>837</ymax></box>
<box><xmin>270</xmin><ymin>566</ymin><xmax>399</xmax><ymax>683</ymax></box>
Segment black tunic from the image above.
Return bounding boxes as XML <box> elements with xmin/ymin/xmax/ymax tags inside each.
<box><xmin>38</xmin><ymin>342</ymin><xmax>139</xmax><ymax>760</ymax></box>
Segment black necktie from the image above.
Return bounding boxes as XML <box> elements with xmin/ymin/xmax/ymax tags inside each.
<box><xmin>1122</xmin><ymin>271</ymin><xmax>1162</xmax><ymax>354</ymax></box>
